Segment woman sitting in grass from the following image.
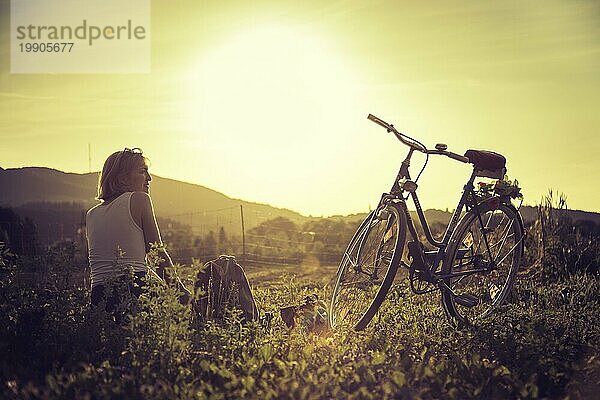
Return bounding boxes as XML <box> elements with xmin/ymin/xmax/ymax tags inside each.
<box><xmin>86</xmin><ymin>147</ymin><xmax>189</xmax><ymax>316</ymax></box>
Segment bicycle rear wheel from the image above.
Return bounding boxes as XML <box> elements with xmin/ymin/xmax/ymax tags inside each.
<box><xmin>330</xmin><ymin>202</ymin><xmax>406</xmax><ymax>331</ymax></box>
<box><xmin>442</xmin><ymin>201</ymin><xmax>524</xmax><ymax>325</ymax></box>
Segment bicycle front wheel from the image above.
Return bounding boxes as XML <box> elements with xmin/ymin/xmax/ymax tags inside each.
<box><xmin>330</xmin><ymin>202</ymin><xmax>406</xmax><ymax>331</ymax></box>
<box><xmin>442</xmin><ymin>201</ymin><xmax>524</xmax><ymax>325</ymax></box>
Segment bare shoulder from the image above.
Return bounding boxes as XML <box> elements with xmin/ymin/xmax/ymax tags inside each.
<box><xmin>130</xmin><ymin>191</ymin><xmax>154</xmax><ymax>223</ymax></box>
<box><xmin>131</xmin><ymin>191</ymin><xmax>152</xmax><ymax>206</ymax></box>
<box><xmin>86</xmin><ymin>202</ymin><xmax>102</xmax><ymax>218</ymax></box>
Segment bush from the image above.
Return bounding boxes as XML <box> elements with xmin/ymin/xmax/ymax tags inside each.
<box><xmin>525</xmin><ymin>191</ymin><xmax>600</xmax><ymax>281</ymax></box>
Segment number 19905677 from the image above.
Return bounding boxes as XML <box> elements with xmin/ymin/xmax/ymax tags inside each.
<box><xmin>19</xmin><ymin>42</ymin><xmax>74</xmax><ymax>52</ymax></box>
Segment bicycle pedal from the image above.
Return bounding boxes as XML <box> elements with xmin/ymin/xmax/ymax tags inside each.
<box><xmin>454</xmin><ymin>293</ymin><xmax>479</xmax><ymax>308</ymax></box>
<box><xmin>407</xmin><ymin>241</ymin><xmax>426</xmax><ymax>270</ymax></box>
<box><xmin>424</xmin><ymin>250</ymin><xmax>438</xmax><ymax>264</ymax></box>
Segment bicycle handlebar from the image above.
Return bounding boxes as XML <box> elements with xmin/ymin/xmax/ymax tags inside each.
<box><xmin>427</xmin><ymin>149</ymin><xmax>470</xmax><ymax>163</ymax></box>
<box><xmin>367</xmin><ymin>114</ymin><xmax>427</xmax><ymax>153</ymax></box>
<box><xmin>367</xmin><ymin>113</ymin><xmax>469</xmax><ymax>163</ymax></box>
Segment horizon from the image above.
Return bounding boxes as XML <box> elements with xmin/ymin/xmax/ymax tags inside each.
<box><xmin>1</xmin><ymin>1</ymin><xmax>599</xmax><ymax>216</ymax></box>
<box><xmin>2</xmin><ymin>164</ymin><xmax>598</xmax><ymax>218</ymax></box>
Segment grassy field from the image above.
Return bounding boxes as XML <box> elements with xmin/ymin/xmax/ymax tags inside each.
<box><xmin>2</xmin><ymin>252</ymin><xmax>597</xmax><ymax>399</ymax></box>
<box><xmin>243</xmin><ymin>262</ymin><xmax>337</xmax><ymax>288</ymax></box>
<box><xmin>1</xmin><ymin>196</ymin><xmax>599</xmax><ymax>399</ymax></box>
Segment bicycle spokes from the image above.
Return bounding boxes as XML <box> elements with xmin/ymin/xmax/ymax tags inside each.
<box><xmin>330</xmin><ymin>204</ymin><xmax>405</xmax><ymax>330</ymax></box>
<box><xmin>445</xmin><ymin>204</ymin><xmax>524</xmax><ymax>324</ymax></box>
<box><xmin>455</xmin><ymin>212</ymin><xmax>518</xmax><ymax>269</ymax></box>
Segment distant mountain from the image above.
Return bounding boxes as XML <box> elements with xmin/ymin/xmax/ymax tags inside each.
<box><xmin>0</xmin><ymin>166</ymin><xmax>96</xmax><ymax>206</ymax></box>
<box><xmin>0</xmin><ymin>166</ymin><xmax>310</xmax><ymax>241</ymax></box>
<box><xmin>519</xmin><ymin>205</ymin><xmax>600</xmax><ymax>225</ymax></box>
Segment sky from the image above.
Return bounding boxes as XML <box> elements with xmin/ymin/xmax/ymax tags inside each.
<box><xmin>1</xmin><ymin>0</ymin><xmax>599</xmax><ymax>216</ymax></box>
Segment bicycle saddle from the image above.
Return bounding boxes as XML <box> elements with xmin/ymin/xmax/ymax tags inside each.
<box><xmin>464</xmin><ymin>150</ymin><xmax>506</xmax><ymax>171</ymax></box>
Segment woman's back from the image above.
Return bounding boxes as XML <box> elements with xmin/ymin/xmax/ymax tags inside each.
<box><xmin>86</xmin><ymin>191</ymin><xmax>146</xmax><ymax>288</ymax></box>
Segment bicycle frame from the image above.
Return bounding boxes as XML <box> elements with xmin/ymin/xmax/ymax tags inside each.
<box><xmin>377</xmin><ymin>146</ymin><xmax>483</xmax><ymax>281</ymax></box>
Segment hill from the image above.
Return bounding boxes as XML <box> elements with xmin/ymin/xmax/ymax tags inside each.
<box><xmin>0</xmin><ymin>166</ymin><xmax>311</xmax><ymax>239</ymax></box>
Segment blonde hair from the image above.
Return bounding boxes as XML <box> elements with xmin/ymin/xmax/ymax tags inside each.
<box><xmin>96</xmin><ymin>148</ymin><xmax>148</xmax><ymax>201</ymax></box>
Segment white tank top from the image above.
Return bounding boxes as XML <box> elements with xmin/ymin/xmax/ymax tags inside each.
<box><xmin>86</xmin><ymin>192</ymin><xmax>147</xmax><ymax>288</ymax></box>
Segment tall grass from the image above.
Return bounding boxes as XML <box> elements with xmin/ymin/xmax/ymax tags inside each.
<box><xmin>0</xmin><ymin>191</ymin><xmax>598</xmax><ymax>399</ymax></box>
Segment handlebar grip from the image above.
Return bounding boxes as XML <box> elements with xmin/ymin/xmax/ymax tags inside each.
<box><xmin>367</xmin><ymin>114</ymin><xmax>392</xmax><ymax>131</ymax></box>
<box><xmin>368</xmin><ymin>113</ymin><xmax>427</xmax><ymax>153</ymax></box>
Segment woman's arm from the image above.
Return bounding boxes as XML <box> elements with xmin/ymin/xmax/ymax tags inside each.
<box><xmin>131</xmin><ymin>191</ymin><xmax>191</xmax><ymax>302</ymax></box>
<box><xmin>131</xmin><ymin>191</ymin><xmax>173</xmax><ymax>281</ymax></box>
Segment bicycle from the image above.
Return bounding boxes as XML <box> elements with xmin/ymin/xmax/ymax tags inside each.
<box><xmin>329</xmin><ymin>114</ymin><xmax>525</xmax><ymax>330</ymax></box>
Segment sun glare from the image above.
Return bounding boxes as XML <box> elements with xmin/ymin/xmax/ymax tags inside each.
<box><xmin>182</xmin><ymin>24</ymin><xmax>370</xmax><ymax>214</ymax></box>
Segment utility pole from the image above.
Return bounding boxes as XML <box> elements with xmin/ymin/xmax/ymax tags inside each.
<box><xmin>88</xmin><ymin>143</ymin><xmax>91</xmax><ymax>173</ymax></box>
<box><xmin>240</xmin><ymin>204</ymin><xmax>246</xmax><ymax>263</ymax></box>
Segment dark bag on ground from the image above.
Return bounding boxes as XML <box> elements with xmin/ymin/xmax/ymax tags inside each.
<box><xmin>193</xmin><ymin>255</ymin><xmax>258</xmax><ymax>322</ymax></box>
